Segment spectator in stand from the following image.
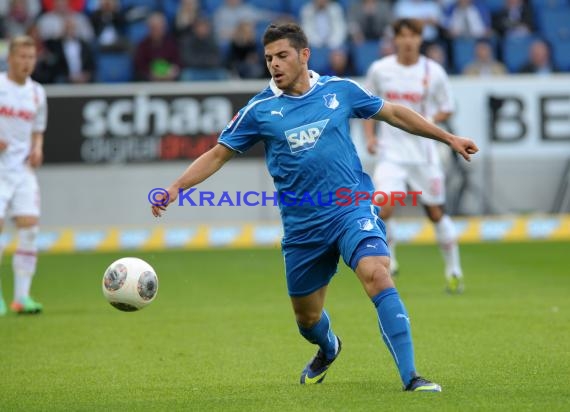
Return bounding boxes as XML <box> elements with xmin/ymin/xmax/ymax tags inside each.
<box><xmin>348</xmin><ymin>0</ymin><xmax>392</xmax><ymax>44</ymax></box>
<box><xmin>37</xmin><ymin>0</ymin><xmax>94</xmax><ymax>41</ymax></box>
<box><xmin>225</xmin><ymin>20</ymin><xmax>265</xmax><ymax>79</ymax></box>
<box><xmin>492</xmin><ymin>0</ymin><xmax>534</xmax><ymax>37</ymax></box>
<box><xmin>425</xmin><ymin>42</ymin><xmax>450</xmax><ymax>71</ymax></box>
<box><xmin>26</xmin><ymin>23</ymin><xmax>58</xmax><ymax>83</ymax></box>
<box><xmin>45</xmin><ymin>15</ymin><xmax>95</xmax><ymax>83</ymax></box>
<box><xmin>327</xmin><ymin>48</ymin><xmax>353</xmax><ymax>76</ymax></box>
<box><xmin>463</xmin><ymin>38</ymin><xmax>506</xmax><ymax>75</ymax></box>
<box><xmin>42</xmin><ymin>0</ymin><xmax>84</xmax><ymax>11</ymax></box>
<box><xmin>90</xmin><ymin>0</ymin><xmax>128</xmax><ymax>52</ymax></box>
<box><xmin>0</xmin><ymin>0</ymin><xmax>41</xmax><ymax>19</ymax></box>
<box><xmin>300</xmin><ymin>0</ymin><xmax>347</xmax><ymax>49</ymax></box>
<box><xmin>393</xmin><ymin>0</ymin><xmax>444</xmax><ymax>43</ymax></box>
<box><xmin>174</xmin><ymin>0</ymin><xmax>200</xmax><ymax>36</ymax></box>
<box><xmin>444</xmin><ymin>0</ymin><xmax>491</xmax><ymax>39</ymax></box>
<box><xmin>213</xmin><ymin>0</ymin><xmax>276</xmax><ymax>45</ymax></box>
<box><xmin>3</xmin><ymin>0</ymin><xmax>41</xmax><ymax>38</ymax></box>
<box><xmin>134</xmin><ymin>12</ymin><xmax>180</xmax><ymax>82</ymax></box>
<box><xmin>519</xmin><ymin>39</ymin><xmax>559</xmax><ymax>75</ymax></box>
<box><xmin>179</xmin><ymin>17</ymin><xmax>228</xmax><ymax>81</ymax></box>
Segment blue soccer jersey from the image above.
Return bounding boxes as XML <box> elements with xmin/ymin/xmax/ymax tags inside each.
<box><xmin>218</xmin><ymin>72</ymin><xmax>384</xmax><ymax>240</ymax></box>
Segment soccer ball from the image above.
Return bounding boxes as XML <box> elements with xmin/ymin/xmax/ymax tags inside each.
<box><xmin>102</xmin><ymin>257</ymin><xmax>158</xmax><ymax>311</ymax></box>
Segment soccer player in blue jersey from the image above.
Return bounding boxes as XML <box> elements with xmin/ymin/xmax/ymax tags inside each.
<box><xmin>152</xmin><ymin>23</ymin><xmax>478</xmax><ymax>392</ymax></box>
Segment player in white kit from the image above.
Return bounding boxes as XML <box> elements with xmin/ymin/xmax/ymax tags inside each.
<box><xmin>0</xmin><ymin>36</ymin><xmax>48</xmax><ymax>315</ymax></box>
<box><xmin>363</xmin><ymin>19</ymin><xmax>464</xmax><ymax>293</ymax></box>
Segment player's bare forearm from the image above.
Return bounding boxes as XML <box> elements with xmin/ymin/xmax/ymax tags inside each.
<box><xmin>373</xmin><ymin>102</ymin><xmax>452</xmax><ymax>144</ymax></box>
<box><xmin>373</xmin><ymin>102</ymin><xmax>479</xmax><ymax>161</ymax></box>
<box><xmin>171</xmin><ymin>144</ymin><xmax>235</xmax><ymax>190</ymax></box>
<box><xmin>152</xmin><ymin>144</ymin><xmax>235</xmax><ymax>217</ymax></box>
<box><xmin>432</xmin><ymin>111</ymin><xmax>452</xmax><ymax>123</ymax></box>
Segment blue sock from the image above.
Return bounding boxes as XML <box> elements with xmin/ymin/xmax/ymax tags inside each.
<box><xmin>298</xmin><ymin>309</ymin><xmax>337</xmax><ymax>359</ymax></box>
<box><xmin>372</xmin><ymin>287</ymin><xmax>416</xmax><ymax>386</ymax></box>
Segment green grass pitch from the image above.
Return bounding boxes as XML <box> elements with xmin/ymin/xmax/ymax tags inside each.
<box><xmin>1</xmin><ymin>241</ymin><xmax>569</xmax><ymax>411</ymax></box>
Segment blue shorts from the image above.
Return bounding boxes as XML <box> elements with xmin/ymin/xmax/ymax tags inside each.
<box><xmin>282</xmin><ymin>206</ymin><xmax>390</xmax><ymax>297</ymax></box>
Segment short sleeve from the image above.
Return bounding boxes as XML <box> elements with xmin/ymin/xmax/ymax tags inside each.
<box><xmin>218</xmin><ymin>104</ymin><xmax>262</xmax><ymax>153</ymax></box>
<box><xmin>33</xmin><ymin>83</ymin><xmax>47</xmax><ymax>133</ymax></box>
<box><xmin>432</xmin><ymin>64</ymin><xmax>455</xmax><ymax>113</ymax></box>
<box><xmin>345</xmin><ymin>79</ymin><xmax>384</xmax><ymax>119</ymax></box>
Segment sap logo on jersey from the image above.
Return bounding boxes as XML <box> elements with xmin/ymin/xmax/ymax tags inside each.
<box><xmin>284</xmin><ymin>119</ymin><xmax>329</xmax><ymax>153</ymax></box>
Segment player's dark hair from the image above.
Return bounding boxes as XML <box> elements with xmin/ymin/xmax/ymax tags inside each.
<box><xmin>262</xmin><ymin>23</ymin><xmax>308</xmax><ymax>51</ymax></box>
<box><xmin>392</xmin><ymin>18</ymin><xmax>424</xmax><ymax>36</ymax></box>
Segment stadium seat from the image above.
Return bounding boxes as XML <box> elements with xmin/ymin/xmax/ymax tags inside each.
<box><xmin>452</xmin><ymin>38</ymin><xmax>477</xmax><ymax>74</ymax></box>
<box><xmin>530</xmin><ymin>0</ymin><xmax>569</xmax><ymax>14</ymax></box>
<box><xmin>552</xmin><ymin>41</ymin><xmax>570</xmax><ymax>70</ymax></box>
<box><xmin>352</xmin><ymin>40</ymin><xmax>381</xmax><ymax>76</ymax></box>
<box><xmin>162</xmin><ymin>0</ymin><xmax>179</xmax><ymax>25</ymax></box>
<box><xmin>501</xmin><ymin>35</ymin><xmax>537</xmax><ymax>72</ymax></box>
<box><xmin>126</xmin><ymin>20</ymin><xmax>150</xmax><ymax>45</ymax></box>
<box><xmin>484</xmin><ymin>0</ymin><xmax>505</xmax><ymax>13</ymax></box>
<box><xmin>535</xmin><ymin>8</ymin><xmax>570</xmax><ymax>42</ymax></box>
<box><xmin>307</xmin><ymin>46</ymin><xmax>331</xmax><ymax>74</ymax></box>
<box><xmin>120</xmin><ymin>0</ymin><xmax>159</xmax><ymax>11</ymax></box>
<box><xmin>246</xmin><ymin>0</ymin><xmax>287</xmax><ymax>13</ymax></box>
<box><xmin>452</xmin><ymin>37</ymin><xmax>498</xmax><ymax>74</ymax></box>
<box><xmin>95</xmin><ymin>52</ymin><xmax>133</xmax><ymax>83</ymax></box>
<box><xmin>288</xmin><ymin>0</ymin><xmax>309</xmax><ymax>17</ymax></box>
<box><xmin>202</xmin><ymin>0</ymin><xmax>225</xmax><ymax>15</ymax></box>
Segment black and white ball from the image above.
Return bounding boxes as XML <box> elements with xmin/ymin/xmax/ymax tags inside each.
<box><xmin>102</xmin><ymin>257</ymin><xmax>158</xmax><ymax>311</ymax></box>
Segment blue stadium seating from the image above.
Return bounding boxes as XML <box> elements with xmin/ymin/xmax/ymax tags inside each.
<box><xmin>552</xmin><ymin>41</ymin><xmax>570</xmax><ymax>70</ymax></box>
<box><xmin>202</xmin><ymin>0</ymin><xmax>225</xmax><ymax>15</ymax></box>
<box><xmin>121</xmin><ymin>0</ymin><xmax>160</xmax><ymax>11</ymax></box>
<box><xmin>502</xmin><ymin>35</ymin><xmax>538</xmax><ymax>72</ymax></box>
<box><xmin>126</xmin><ymin>20</ymin><xmax>150</xmax><ymax>45</ymax></box>
<box><xmin>307</xmin><ymin>46</ymin><xmax>331</xmax><ymax>74</ymax></box>
<box><xmin>536</xmin><ymin>8</ymin><xmax>570</xmax><ymax>42</ymax></box>
<box><xmin>452</xmin><ymin>37</ymin><xmax>498</xmax><ymax>74</ymax></box>
<box><xmin>452</xmin><ymin>38</ymin><xmax>477</xmax><ymax>74</ymax></box>
<box><xmin>162</xmin><ymin>0</ymin><xmax>180</xmax><ymax>24</ymax></box>
<box><xmin>95</xmin><ymin>53</ymin><xmax>133</xmax><ymax>83</ymax></box>
<box><xmin>352</xmin><ymin>40</ymin><xmax>381</xmax><ymax>76</ymax></box>
<box><xmin>247</xmin><ymin>0</ymin><xmax>287</xmax><ymax>13</ymax></box>
<box><xmin>288</xmin><ymin>0</ymin><xmax>309</xmax><ymax>17</ymax></box>
<box><xmin>530</xmin><ymin>0</ymin><xmax>569</xmax><ymax>14</ymax></box>
<box><xmin>484</xmin><ymin>0</ymin><xmax>506</xmax><ymax>13</ymax></box>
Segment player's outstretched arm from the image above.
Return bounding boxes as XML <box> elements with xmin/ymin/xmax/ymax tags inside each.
<box><xmin>372</xmin><ymin>101</ymin><xmax>479</xmax><ymax>161</ymax></box>
<box><xmin>152</xmin><ymin>144</ymin><xmax>235</xmax><ymax>217</ymax></box>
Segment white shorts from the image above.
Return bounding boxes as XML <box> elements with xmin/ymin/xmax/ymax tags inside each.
<box><xmin>0</xmin><ymin>168</ymin><xmax>40</xmax><ymax>219</ymax></box>
<box><xmin>372</xmin><ymin>160</ymin><xmax>445</xmax><ymax>206</ymax></box>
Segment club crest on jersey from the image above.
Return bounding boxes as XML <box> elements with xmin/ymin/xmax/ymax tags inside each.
<box><xmin>284</xmin><ymin>119</ymin><xmax>329</xmax><ymax>153</ymax></box>
<box><xmin>358</xmin><ymin>218</ymin><xmax>374</xmax><ymax>231</ymax></box>
<box><xmin>323</xmin><ymin>94</ymin><xmax>339</xmax><ymax>110</ymax></box>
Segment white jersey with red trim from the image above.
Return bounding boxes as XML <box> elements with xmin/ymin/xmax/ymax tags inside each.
<box><xmin>365</xmin><ymin>55</ymin><xmax>454</xmax><ymax>164</ymax></box>
<box><xmin>0</xmin><ymin>72</ymin><xmax>47</xmax><ymax>171</ymax></box>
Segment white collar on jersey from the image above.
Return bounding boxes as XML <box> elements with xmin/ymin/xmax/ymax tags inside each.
<box><xmin>269</xmin><ymin>70</ymin><xmax>320</xmax><ymax>96</ymax></box>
